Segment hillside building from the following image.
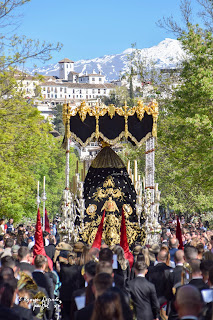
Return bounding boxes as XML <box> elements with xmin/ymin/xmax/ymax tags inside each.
<box><xmin>14</xmin><ymin>58</ymin><xmax>117</xmax><ymax>120</ymax></box>
<box><xmin>37</xmin><ymin>58</ymin><xmax>116</xmax><ymax>110</ymax></box>
<box><xmin>15</xmin><ymin>73</ymin><xmax>40</xmax><ymax>99</ymax></box>
<box><xmin>40</xmin><ymin>81</ymin><xmax>115</xmax><ymax>104</ymax></box>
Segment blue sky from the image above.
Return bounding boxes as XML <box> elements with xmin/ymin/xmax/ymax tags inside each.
<box><xmin>15</xmin><ymin>0</ymin><xmax>201</xmax><ymax>66</ymax></box>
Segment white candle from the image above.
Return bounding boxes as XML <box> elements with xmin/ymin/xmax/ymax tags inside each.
<box><xmin>143</xmin><ymin>176</ymin><xmax>145</xmax><ymax>189</ymax></box>
<box><xmin>127</xmin><ymin>160</ymin><xmax>130</xmax><ymax>174</ymax></box>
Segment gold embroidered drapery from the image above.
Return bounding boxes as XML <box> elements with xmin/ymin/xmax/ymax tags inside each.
<box><xmin>63</xmin><ymin>100</ymin><xmax>158</xmax><ymax>147</ymax></box>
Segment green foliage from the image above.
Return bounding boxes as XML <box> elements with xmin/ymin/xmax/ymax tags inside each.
<box><xmin>0</xmin><ymin>1</ymin><xmax>62</xmax><ymax>72</ymax></box>
<box><xmin>119</xmin><ymin>143</ymin><xmax>145</xmax><ymax>176</ymax></box>
<box><xmin>156</xmin><ymin>24</ymin><xmax>213</xmax><ymax>213</ymax></box>
<box><xmin>0</xmin><ymin>68</ymin><xmax>79</xmax><ymax>221</ymax></box>
<box><xmin>0</xmin><ymin>1</ymin><xmax>70</xmax><ymax>222</ymax></box>
<box><xmin>101</xmin><ymin>86</ymin><xmax>129</xmax><ymax>107</ymax></box>
<box><xmin>123</xmin><ymin>43</ymin><xmax>173</xmax><ymax>104</ymax></box>
<box><xmin>129</xmin><ymin>67</ymin><xmax>134</xmax><ymax>107</ymax></box>
<box><xmin>52</xmin><ymin>103</ymin><xmax>65</xmax><ymax>136</ymax></box>
<box><xmin>121</xmin><ymin>24</ymin><xmax>213</xmax><ymax>214</ymax></box>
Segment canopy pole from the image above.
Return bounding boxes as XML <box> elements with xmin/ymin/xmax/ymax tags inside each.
<box><xmin>145</xmin><ymin>137</ymin><xmax>161</xmax><ymax>244</ymax></box>
<box><xmin>42</xmin><ymin>176</ymin><xmax>46</xmax><ymax>231</ymax></box>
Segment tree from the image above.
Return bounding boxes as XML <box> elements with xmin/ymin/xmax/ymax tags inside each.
<box><xmin>0</xmin><ymin>1</ymin><xmax>62</xmax><ymax>71</ymax></box>
<box><xmin>129</xmin><ymin>67</ymin><xmax>134</xmax><ymax>107</ymax></box>
<box><xmin>157</xmin><ymin>0</ymin><xmax>213</xmax><ymax>35</ymax></box>
<box><xmin>52</xmin><ymin>103</ymin><xmax>65</xmax><ymax>136</ymax></box>
<box><xmin>0</xmin><ymin>1</ymin><xmax>77</xmax><ymax>222</ymax></box>
<box><xmin>0</xmin><ymin>68</ymin><xmax>80</xmax><ymax>221</ymax></box>
<box><xmin>123</xmin><ymin>43</ymin><xmax>167</xmax><ymax>103</ymax></box>
<box><xmin>157</xmin><ymin>24</ymin><xmax>213</xmax><ymax>209</ymax></box>
<box><xmin>155</xmin><ymin>2</ymin><xmax>213</xmax><ymax>213</ymax></box>
<box><xmin>101</xmin><ymin>86</ymin><xmax>129</xmax><ymax>107</ymax></box>
<box><xmin>121</xmin><ymin>1</ymin><xmax>213</xmax><ymax>214</ymax></box>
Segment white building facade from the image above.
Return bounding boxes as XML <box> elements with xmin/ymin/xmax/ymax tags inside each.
<box><xmin>40</xmin><ymin>81</ymin><xmax>115</xmax><ymax>104</ymax></box>
<box><xmin>38</xmin><ymin>58</ymin><xmax>116</xmax><ymax>107</ymax></box>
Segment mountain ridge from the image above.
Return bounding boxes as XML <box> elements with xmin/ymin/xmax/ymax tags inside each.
<box><xmin>27</xmin><ymin>38</ymin><xmax>185</xmax><ymax>81</ymax></box>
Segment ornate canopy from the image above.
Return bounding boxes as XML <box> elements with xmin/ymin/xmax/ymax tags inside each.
<box><xmin>82</xmin><ymin>146</ymin><xmax>146</xmax><ymax>247</ymax></box>
<box><xmin>63</xmin><ymin>100</ymin><xmax>158</xmax><ymax>147</ymax></box>
<box><xmin>60</xmin><ymin>99</ymin><xmax>160</xmax><ymax>247</ymax></box>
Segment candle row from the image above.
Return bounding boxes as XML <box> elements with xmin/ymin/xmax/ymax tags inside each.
<box><xmin>127</xmin><ymin>160</ymin><xmax>145</xmax><ymax>189</ymax></box>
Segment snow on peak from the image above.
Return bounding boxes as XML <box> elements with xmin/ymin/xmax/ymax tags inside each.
<box><xmin>122</xmin><ymin>48</ymin><xmax>137</xmax><ymax>54</ymax></box>
<box><xmin>27</xmin><ymin>38</ymin><xmax>185</xmax><ymax>81</ymax></box>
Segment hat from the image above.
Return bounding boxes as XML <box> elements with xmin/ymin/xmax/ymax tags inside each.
<box><xmin>73</xmin><ymin>242</ymin><xmax>84</xmax><ymax>253</ymax></box>
<box><xmin>55</xmin><ymin>242</ymin><xmax>72</xmax><ymax>251</ymax></box>
<box><xmin>54</xmin><ymin>242</ymin><xmax>72</xmax><ymax>263</ymax></box>
<box><xmin>133</xmin><ymin>245</ymin><xmax>142</xmax><ymax>256</ymax></box>
<box><xmin>12</xmin><ymin>244</ymin><xmax>20</xmax><ymax>254</ymax></box>
<box><xmin>149</xmin><ymin>244</ymin><xmax>160</xmax><ymax>254</ymax></box>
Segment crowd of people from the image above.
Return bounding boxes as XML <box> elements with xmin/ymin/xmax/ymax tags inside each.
<box><xmin>0</xmin><ymin>215</ymin><xmax>213</xmax><ymax>320</ymax></box>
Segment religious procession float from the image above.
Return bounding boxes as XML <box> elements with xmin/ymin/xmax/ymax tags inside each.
<box><xmin>57</xmin><ymin>100</ymin><xmax>161</xmax><ymax>248</ymax></box>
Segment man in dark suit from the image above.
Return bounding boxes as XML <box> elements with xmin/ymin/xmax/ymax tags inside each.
<box><xmin>74</xmin><ymin>272</ymin><xmax>113</xmax><ymax>320</ymax></box>
<box><xmin>147</xmin><ymin>248</ymin><xmax>172</xmax><ymax>306</ymax></box>
<box><xmin>99</xmin><ymin>248</ymin><xmax>125</xmax><ymax>290</ymax></box>
<box><xmin>127</xmin><ymin>261</ymin><xmax>159</xmax><ymax>320</ymax></box>
<box><xmin>32</xmin><ymin>254</ymin><xmax>54</xmax><ymax>319</ymax></box>
<box><xmin>17</xmin><ymin>247</ymin><xmax>35</xmax><ymax>274</ymax></box>
<box><xmin>165</xmin><ymin>250</ymin><xmax>184</xmax><ymax>320</ymax></box>
<box><xmin>165</xmin><ymin>250</ymin><xmax>184</xmax><ymax>302</ymax></box>
<box><xmin>188</xmin><ymin>258</ymin><xmax>209</xmax><ymax>293</ymax></box>
<box><xmin>70</xmin><ymin>260</ymin><xmax>96</xmax><ymax>319</ymax></box>
<box><xmin>184</xmin><ymin>246</ymin><xmax>198</xmax><ymax>262</ymax></box>
<box><xmin>58</xmin><ymin>251</ymin><xmax>82</xmax><ymax>320</ymax></box>
<box><xmin>96</xmin><ymin>260</ymin><xmax>133</xmax><ymax>320</ymax></box>
<box><xmin>175</xmin><ymin>285</ymin><xmax>202</xmax><ymax>320</ymax></box>
<box><xmin>44</xmin><ymin>235</ymin><xmax>56</xmax><ymax>261</ymax></box>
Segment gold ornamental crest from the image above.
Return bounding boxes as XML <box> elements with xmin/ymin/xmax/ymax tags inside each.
<box><xmin>123</xmin><ymin>204</ymin><xmax>133</xmax><ymax>217</ymax></box>
<box><xmin>86</xmin><ymin>204</ymin><xmax>97</xmax><ymax>218</ymax></box>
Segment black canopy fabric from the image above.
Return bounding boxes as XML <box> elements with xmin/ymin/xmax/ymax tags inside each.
<box><xmin>80</xmin><ymin>147</ymin><xmax>146</xmax><ymax>247</ymax></box>
<box><xmin>63</xmin><ymin>101</ymin><xmax>158</xmax><ymax>147</ymax></box>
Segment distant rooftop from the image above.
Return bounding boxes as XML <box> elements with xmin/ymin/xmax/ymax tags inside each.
<box><xmin>58</xmin><ymin>58</ymin><xmax>74</xmax><ymax>63</ymax></box>
<box><xmin>40</xmin><ymin>82</ymin><xmax>116</xmax><ymax>89</ymax></box>
<box><xmin>69</xmin><ymin>71</ymin><xmax>79</xmax><ymax>75</ymax></box>
<box><xmin>79</xmin><ymin>73</ymin><xmax>104</xmax><ymax>77</ymax></box>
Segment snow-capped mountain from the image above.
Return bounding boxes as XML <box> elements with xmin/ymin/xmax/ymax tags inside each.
<box><xmin>28</xmin><ymin>38</ymin><xmax>185</xmax><ymax>81</ymax></box>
